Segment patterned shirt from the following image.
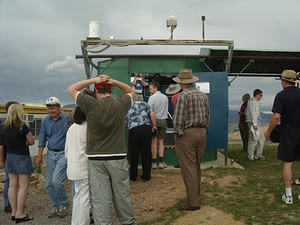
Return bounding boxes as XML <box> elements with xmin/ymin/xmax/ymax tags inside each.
<box><xmin>173</xmin><ymin>87</ymin><xmax>210</xmax><ymax>136</ymax></box>
<box><xmin>125</xmin><ymin>101</ymin><xmax>152</xmax><ymax>130</ymax></box>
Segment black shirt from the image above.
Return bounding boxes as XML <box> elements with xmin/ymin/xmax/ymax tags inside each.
<box><xmin>0</xmin><ymin>123</ymin><xmax>30</xmax><ymax>155</ymax></box>
<box><xmin>272</xmin><ymin>86</ymin><xmax>300</xmax><ymax>131</ymax></box>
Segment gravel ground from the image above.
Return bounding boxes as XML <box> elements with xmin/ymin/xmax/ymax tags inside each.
<box><xmin>0</xmin><ymin>173</ymin><xmax>73</xmax><ymax>225</ymax></box>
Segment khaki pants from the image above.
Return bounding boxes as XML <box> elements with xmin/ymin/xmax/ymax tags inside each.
<box><xmin>175</xmin><ymin>127</ymin><xmax>207</xmax><ymax>207</ymax></box>
<box><xmin>88</xmin><ymin>159</ymin><xmax>136</xmax><ymax>225</ymax></box>
<box><xmin>247</xmin><ymin>125</ymin><xmax>265</xmax><ymax>159</ymax></box>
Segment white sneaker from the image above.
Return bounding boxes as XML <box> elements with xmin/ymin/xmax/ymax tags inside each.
<box><xmin>256</xmin><ymin>155</ymin><xmax>265</xmax><ymax>160</ymax></box>
<box><xmin>282</xmin><ymin>194</ymin><xmax>293</xmax><ymax>204</ymax></box>
<box><xmin>297</xmin><ymin>194</ymin><xmax>300</xmax><ymax>201</ymax></box>
<box><xmin>152</xmin><ymin>162</ymin><xmax>157</xmax><ymax>169</ymax></box>
<box><xmin>158</xmin><ymin>162</ymin><xmax>164</xmax><ymax>169</ymax></box>
<box><xmin>248</xmin><ymin>156</ymin><xmax>255</xmax><ymax>161</ymax></box>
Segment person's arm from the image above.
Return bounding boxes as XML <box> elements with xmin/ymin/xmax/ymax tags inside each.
<box><xmin>131</xmin><ymin>73</ymin><xmax>138</xmax><ymax>86</ymax></box>
<box><xmin>264</xmin><ymin>113</ymin><xmax>280</xmax><ymax>139</ymax></box>
<box><xmin>205</xmin><ymin>96</ymin><xmax>210</xmax><ymax>130</ymax></box>
<box><xmin>141</xmin><ymin>76</ymin><xmax>146</xmax><ymax>87</ymax></box>
<box><xmin>35</xmin><ymin>119</ymin><xmax>46</xmax><ymax>168</ymax></box>
<box><xmin>26</xmin><ymin>131</ymin><xmax>34</xmax><ymax>146</ymax></box>
<box><xmin>35</xmin><ymin>146</ymin><xmax>44</xmax><ymax>168</ymax></box>
<box><xmin>173</xmin><ymin>94</ymin><xmax>185</xmax><ymax>136</ymax></box>
<box><xmin>0</xmin><ymin>145</ymin><xmax>4</xmax><ymax>169</ymax></box>
<box><xmin>111</xmin><ymin>79</ymin><xmax>135</xmax><ymax>98</ymax></box>
<box><xmin>67</xmin><ymin>75</ymin><xmax>110</xmax><ymax>99</ymax></box>
<box><xmin>150</xmin><ymin>112</ymin><xmax>157</xmax><ymax>132</ymax></box>
<box><xmin>248</xmin><ymin>101</ymin><xmax>258</xmax><ymax>128</ymax></box>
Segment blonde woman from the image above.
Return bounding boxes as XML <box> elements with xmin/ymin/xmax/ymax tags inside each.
<box><xmin>0</xmin><ymin>103</ymin><xmax>34</xmax><ymax>223</ymax></box>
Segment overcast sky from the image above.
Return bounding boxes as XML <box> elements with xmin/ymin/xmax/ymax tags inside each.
<box><xmin>1</xmin><ymin>0</ymin><xmax>299</xmax><ymax>110</ymax></box>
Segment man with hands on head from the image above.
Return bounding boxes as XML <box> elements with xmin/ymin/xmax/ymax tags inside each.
<box><xmin>67</xmin><ymin>74</ymin><xmax>136</xmax><ymax>225</ymax></box>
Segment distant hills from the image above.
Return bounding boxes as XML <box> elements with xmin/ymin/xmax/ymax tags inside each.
<box><xmin>62</xmin><ymin>103</ymin><xmax>272</xmax><ymax>127</ymax></box>
<box><xmin>63</xmin><ymin>104</ymin><xmax>75</xmax><ymax>109</ymax></box>
<box><xmin>228</xmin><ymin>109</ymin><xmax>272</xmax><ymax>125</ymax></box>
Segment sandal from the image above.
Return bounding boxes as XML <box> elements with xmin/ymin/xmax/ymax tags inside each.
<box><xmin>292</xmin><ymin>178</ymin><xmax>300</xmax><ymax>185</ymax></box>
<box><xmin>15</xmin><ymin>214</ymin><xmax>33</xmax><ymax>223</ymax></box>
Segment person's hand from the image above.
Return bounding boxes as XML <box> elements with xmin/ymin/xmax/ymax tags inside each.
<box><xmin>95</xmin><ymin>74</ymin><xmax>110</xmax><ymax>83</ymax></box>
<box><xmin>152</xmin><ymin>126</ymin><xmax>157</xmax><ymax>133</ymax></box>
<box><xmin>35</xmin><ymin>156</ymin><xmax>42</xmax><ymax>168</ymax></box>
<box><xmin>253</xmin><ymin>125</ymin><xmax>258</xmax><ymax>130</ymax></box>
<box><xmin>0</xmin><ymin>160</ymin><xmax>4</xmax><ymax>169</ymax></box>
<box><xmin>264</xmin><ymin>131</ymin><xmax>270</xmax><ymax>139</ymax></box>
<box><xmin>152</xmin><ymin>127</ymin><xmax>158</xmax><ymax>136</ymax></box>
<box><xmin>107</xmin><ymin>78</ymin><xmax>116</xmax><ymax>86</ymax></box>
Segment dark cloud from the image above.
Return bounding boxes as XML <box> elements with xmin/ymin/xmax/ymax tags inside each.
<box><xmin>0</xmin><ymin>0</ymin><xmax>299</xmax><ymax>107</ymax></box>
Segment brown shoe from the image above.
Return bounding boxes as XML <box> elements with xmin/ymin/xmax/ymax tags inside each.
<box><xmin>178</xmin><ymin>205</ymin><xmax>200</xmax><ymax>211</ymax></box>
<box><xmin>4</xmin><ymin>205</ymin><xmax>12</xmax><ymax>213</ymax></box>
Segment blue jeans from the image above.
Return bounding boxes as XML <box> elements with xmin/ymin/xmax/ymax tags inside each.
<box><xmin>3</xmin><ymin>170</ymin><xmax>10</xmax><ymax>208</ymax></box>
<box><xmin>46</xmin><ymin>150</ymin><xmax>69</xmax><ymax>210</ymax></box>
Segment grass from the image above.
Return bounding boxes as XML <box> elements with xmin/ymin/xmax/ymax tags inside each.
<box><xmin>140</xmin><ymin>144</ymin><xmax>300</xmax><ymax>225</ymax></box>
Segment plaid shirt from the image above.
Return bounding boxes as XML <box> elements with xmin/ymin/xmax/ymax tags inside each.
<box><xmin>125</xmin><ymin>101</ymin><xmax>152</xmax><ymax>129</ymax></box>
<box><xmin>173</xmin><ymin>87</ymin><xmax>210</xmax><ymax>136</ymax></box>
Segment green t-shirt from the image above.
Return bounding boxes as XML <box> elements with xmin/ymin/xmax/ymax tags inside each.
<box><xmin>76</xmin><ymin>92</ymin><xmax>131</xmax><ymax>156</ymax></box>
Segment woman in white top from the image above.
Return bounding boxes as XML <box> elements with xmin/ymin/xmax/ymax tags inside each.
<box><xmin>65</xmin><ymin>106</ymin><xmax>90</xmax><ymax>225</ymax></box>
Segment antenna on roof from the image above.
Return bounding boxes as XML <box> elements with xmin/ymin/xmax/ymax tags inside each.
<box><xmin>166</xmin><ymin>15</ymin><xmax>177</xmax><ymax>40</ymax></box>
<box><xmin>201</xmin><ymin>16</ymin><xmax>206</xmax><ymax>40</ymax></box>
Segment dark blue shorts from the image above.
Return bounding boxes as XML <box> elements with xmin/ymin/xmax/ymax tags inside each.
<box><xmin>278</xmin><ymin>130</ymin><xmax>300</xmax><ymax>162</ymax></box>
<box><xmin>5</xmin><ymin>153</ymin><xmax>33</xmax><ymax>175</ymax></box>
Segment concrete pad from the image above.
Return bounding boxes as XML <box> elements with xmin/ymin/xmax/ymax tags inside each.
<box><xmin>201</xmin><ymin>151</ymin><xmax>244</xmax><ymax>170</ymax></box>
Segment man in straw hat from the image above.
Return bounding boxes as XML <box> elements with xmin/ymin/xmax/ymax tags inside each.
<box><xmin>265</xmin><ymin>69</ymin><xmax>300</xmax><ymax>205</ymax></box>
<box><xmin>165</xmin><ymin>83</ymin><xmax>181</xmax><ymax>108</ymax></box>
<box><xmin>173</xmin><ymin>68</ymin><xmax>210</xmax><ymax>210</ymax></box>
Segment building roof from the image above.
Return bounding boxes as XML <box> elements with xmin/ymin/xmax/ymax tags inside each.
<box><xmin>202</xmin><ymin>48</ymin><xmax>300</xmax><ymax>76</ymax></box>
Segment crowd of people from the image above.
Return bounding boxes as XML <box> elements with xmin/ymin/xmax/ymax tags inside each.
<box><xmin>1</xmin><ymin>68</ymin><xmax>300</xmax><ymax>224</ymax></box>
<box><xmin>238</xmin><ymin>69</ymin><xmax>300</xmax><ymax>205</ymax></box>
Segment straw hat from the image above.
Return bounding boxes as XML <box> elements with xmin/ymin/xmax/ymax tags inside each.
<box><xmin>165</xmin><ymin>84</ymin><xmax>181</xmax><ymax>95</ymax></box>
<box><xmin>275</xmin><ymin>70</ymin><xmax>300</xmax><ymax>83</ymax></box>
<box><xmin>173</xmin><ymin>68</ymin><xmax>199</xmax><ymax>84</ymax></box>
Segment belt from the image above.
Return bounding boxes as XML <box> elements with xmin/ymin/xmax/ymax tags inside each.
<box><xmin>50</xmin><ymin>149</ymin><xmax>64</xmax><ymax>152</ymax></box>
<box><xmin>88</xmin><ymin>156</ymin><xmax>126</xmax><ymax>161</ymax></box>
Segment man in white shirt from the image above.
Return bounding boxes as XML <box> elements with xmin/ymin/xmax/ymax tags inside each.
<box><xmin>148</xmin><ymin>82</ymin><xmax>169</xmax><ymax>169</ymax></box>
<box><xmin>245</xmin><ymin>89</ymin><xmax>265</xmax><ymax>161</ymax></box>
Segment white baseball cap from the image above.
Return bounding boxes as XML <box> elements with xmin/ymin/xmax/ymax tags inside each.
<box><xmin>45</xmin><ymin>96</ymin><xmax>60</xmax><ymax>106</ymax></box>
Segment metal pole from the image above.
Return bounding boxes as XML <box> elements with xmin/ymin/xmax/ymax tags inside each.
<box><xmin>201</xmin><ymin>16</ymin><xmax>205</xmax><ymax>40</ymax></box>
<box><xmin>228</xmin><ymin>59</ymin><xmax>254</xmax><ymax>85</ymax></box>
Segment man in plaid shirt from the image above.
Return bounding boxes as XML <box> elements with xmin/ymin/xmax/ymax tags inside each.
<box><xmin>173</xmin><ymin>68</ymin><xmax>210</xmax><ymax>211</ymax></box>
